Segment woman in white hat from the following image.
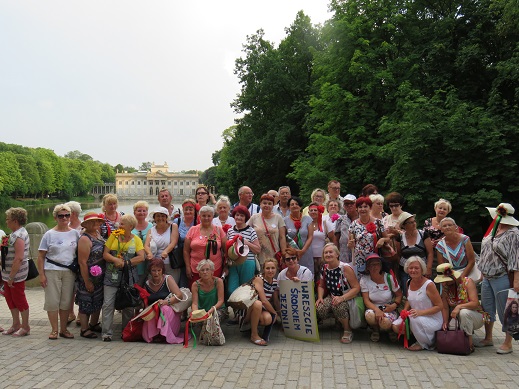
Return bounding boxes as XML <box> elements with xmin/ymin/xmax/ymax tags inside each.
<box><xmin>144</xmin><ymin>207</ymin><xmax>178</xmax><ymax>274</ymax></box>
<box><xmin>477</xmin><ymin>203</ymin><xmax>519</xmax><ymax>354</ymax></box>
<box><xmin>434</xmin><ymin>263</ymin><xmax>488</xmax><ymax>353</ymax></box>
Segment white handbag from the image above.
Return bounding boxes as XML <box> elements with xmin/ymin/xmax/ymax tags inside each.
<box><xmin>171</xmin><ymin>287</ymin><xmax>192</xmax><ymax>312</ymax></box>
<box><xmin>227</xmin><ymin>282</ymin><xmax>258</xmax><ymax>310</ymax></box>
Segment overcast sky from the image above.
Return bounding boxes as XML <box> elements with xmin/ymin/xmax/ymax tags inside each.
<box><xmin>1</xmin><ymin>1</ymin><xmax>331</xmax><ymax>172</ymax></box>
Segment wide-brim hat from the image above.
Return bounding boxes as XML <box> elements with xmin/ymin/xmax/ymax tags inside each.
<box><xmin>486</xmin><ymin>203</ymin><xmax>519</xmax><ymax>226</ymax></box>
<box><xmin>190</xmin><ymin>309</ymin><xmax>211</xmax><ymax>323</ymax></box>
<box><xmin>434</xmin><ymin>263</ymin><xmax>461</xmax><ymax>283</ymax></box>
<box><xmin>131</xmin><ymin>301</ymin><xmax>159</xmax><ymax>321</ymax></box>
<box><xmin>148</xmin><ymin>207</ymin><xmax>171</xmax><ymax>222</ymax></box>
<box><xmin>227</xmin><ymin>238</ymin><xmax>249</xmax><ymax>265</ymax></box>
<box><xmin>81</xmin><ymin>212</ymin><xmax>105</xmax><ymax>228</ymax></box>
<box><xmin>398</xmin><ymin>212</ymin><xmax>415</xmax><ymax>228</ymax></box>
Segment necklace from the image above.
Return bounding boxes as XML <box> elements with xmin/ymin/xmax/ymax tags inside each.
<box><xmin>150</xmin><ymin>276</ymin><xmax>164</xmax><ymax>287</ymax></box>
<box><xmin>359</xmin><ymin>217</ymin><xmax>371</xmax><ymax>225</ymax></box>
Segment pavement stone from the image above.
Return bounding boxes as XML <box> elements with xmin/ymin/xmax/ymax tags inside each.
<box><xmin>1</xmin><ymin>289</ymin><xmax>519</xmax><ymax>388</ymax></box>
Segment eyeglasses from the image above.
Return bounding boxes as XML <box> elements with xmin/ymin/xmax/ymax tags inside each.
<box><xmin>330</xmin><ymin>186</ymin><xmax>340</xmax><ymax>190</ymax></box>
<box><xmin>389</xmin><ymin>204</ymin><xmax>401</xmax><ymax>208</ymax></box>
<box><xmin>57</xmin><ymin>214</ymin><xmax>71</xmax><ymax>219</ymax></box>
<box><xmin>242</xmin><ymin>192</ymin><xmax>254</xmax><ymax>196</ymax></box>
<box><xmin>284</xmin><ymin>256</ymin><xmax>298</xmax><ymax>262</ymax></box>
<box><xmin>344</xmin><ymin>202</ymin><xmax>355</xmax><ymax>206</ymax></box>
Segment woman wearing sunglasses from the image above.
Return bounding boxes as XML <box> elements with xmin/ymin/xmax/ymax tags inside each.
<box><xmin>37</xmin><ymin>204</ymin><xmax>80</xmax><ymax>340</ymax></box>
<box><xmin>277</xmin><ymin>248</ymin><xmax>313</xmax><ymax>282</ymax></box>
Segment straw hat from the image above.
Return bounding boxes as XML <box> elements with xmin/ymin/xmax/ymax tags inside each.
<box><xmin>227</xmin><ymin>237</ymin><xmax>249</xmax><ymax>266</ymax></box>
<box><xmin>131</xmin><ymin>302</ymin><xmax>158</xmax><ymax>321</ymax></box>
<box><xmin>486</xmin><ymin>203</ymin><xmax>519</xmax><ymax>226</ymax></box>
<box><xmin>81</xmin><ymin>212</ymin><xmax>105</xmax><ymax>228</ymax></box>
<box><xmin>434</xmin><ymin>263</ymin><xmax>461</xmax><ymax>283</ymax></box>
<box><xmin>398</xmin><ymin>212</ymin><xmax>415</xmax><ymax>228</ymax></box>
<box><xmin>190</xmin><ymin>309</ymin><xmax>211</xmax><ymax>323</ymax></box>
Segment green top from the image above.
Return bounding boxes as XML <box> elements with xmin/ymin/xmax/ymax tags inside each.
<box><xmin>197</xmin><ymin>279</ymin><xmax>218</xmax><ymax>312</ymax></box>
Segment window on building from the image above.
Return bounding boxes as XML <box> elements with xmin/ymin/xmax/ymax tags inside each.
<box><xmin>125</xmin><ymin>181</ymin><xmax>128</xmax><ymax>185</ymax></box>
<box><xmin>174</xmin><ymin>181</ymin><xmax>178</xmax><ymax>186</ymax></box>
<box><xmin>118</xmin><ymin>181</ymin><xmax>122</xmax><ymax>185</ymax></box>
<box><xmin>131</xmin><ymin>181</ymin><xmax>134</xmax><ymax>185</ymax></box>
<box><xmin>137</xmin><ymin>181</ymin><xmax>140</xmax><ymax>185</ymax></box>
<box><xmin>180</xmin><ymin>189</ymin><xmax>184</xmax><ymax>195</ymax></box>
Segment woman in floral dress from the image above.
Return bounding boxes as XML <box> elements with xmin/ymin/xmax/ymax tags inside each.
<box><xmin>348</xmin><ymin>197</ymin><xmax>390</xmax><ymax>275</ymax></box>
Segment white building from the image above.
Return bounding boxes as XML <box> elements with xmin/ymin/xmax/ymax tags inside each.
<box><xmin>115</xmin><ymin>162</ymin><xmax>199</xmax><ymax>200</ymax></box>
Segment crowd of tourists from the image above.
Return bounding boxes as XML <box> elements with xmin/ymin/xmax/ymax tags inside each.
<box><xmin>1</xmin><ymin>182</ymin><xmax>518</xmax><ymax>354</ymax></box>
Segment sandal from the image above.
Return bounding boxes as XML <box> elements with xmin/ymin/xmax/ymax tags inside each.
<box><xmin>12</xmin><ymin>328</ymin><xmax>30</xmax><ymax>337</ymax></box>
<box><xmin>370</xmin><ymin>331</ymin><xmax>380</xmax><ymax>342</ymax></box>
<box><xmin>67</xmin><ymin>315</ymin><xmax>76</xmax><ymax>325</ymax></box>
<box><xmin>76</xmin><ymin>318</ymin><xmax>81</xmax><ymax>327</ymax></box>
<box><xmin>80</xmin><ymin>329</ymin><xmax>98</xmax><ymax>339</ymax></box>
<box><xmin>408</xmin><ymin>342</ymin><xmax>424</xmax><ymax>351</ymax></box>
<box><xmin>59</xmin><ymin>330</ymin><xmax>74</xmax><ymax>339</ymax></box>
<box><xmin>340</xmin><ymin>330</ymin><xmax>353</xmax><ymax>344</ymax></box>
<box><xmin>49</xmin><ymin>331</ymin><xmax>58</xmax><ymax>340</ymax></box>
<box><xmin>250</xmin><ymin>338</ymin><xmax>268</xmax><ymax>346</ymax></box>
<box><xmin>2</xmin><ymin>327</ymin><xmax>18</xmax><ymax>335</ymax></box>
<box><xmin>89</xmin><ymin>322</ymin><xmax>102</xmax><ymax>333</ymax></box>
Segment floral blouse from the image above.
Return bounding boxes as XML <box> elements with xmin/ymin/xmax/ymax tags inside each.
<box><xmin>349</xmin><ymin>219</ymin><xmax>385</xmax><ymax>273</ymax></box>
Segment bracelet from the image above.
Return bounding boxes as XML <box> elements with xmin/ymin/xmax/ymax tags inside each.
<box><xmin>167</xmin><ymin>298</ymin><xmax>171</xmax><ymax>306</ymax></box>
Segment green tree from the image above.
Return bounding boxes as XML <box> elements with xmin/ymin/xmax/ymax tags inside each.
<box><xmin>0</xmin><ymin>151</ymin><xmax>23</xmax><ymax>195</ymax></box>
<box><xmin>139</xmin><ymin>162</ymin><xmax>152</xmax><ymax>171</ymax></box>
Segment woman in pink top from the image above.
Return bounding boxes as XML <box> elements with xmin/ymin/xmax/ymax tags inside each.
<box><xmin>184</xmin><ymin>205</ymin><xmax>227</xmax><ymax>286</ymax></box>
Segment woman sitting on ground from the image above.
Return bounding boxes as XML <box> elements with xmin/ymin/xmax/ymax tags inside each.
<box><xmin>142</xmin><ymin>258</ymin><xmax>185</xmax><ymax>344</ymax></box>
<box><xmin>190</xmin><ymin>259</ymin><xmax>225</xmax><ymax>318</ymax></box>
<box><xmin>316</xmin><ymin>243</ymin><xmax>360</xmax><ymax>344</ymax></box>
<box><xmin>361</xmin><ymin>253</ymin><xmax>402</xmax><ymax>342</ymax></box>
<box><xmin>244</xmin><ymin>258</ymin><xmax>278</xmax><ymax>346</ymax></box>
<box><xmin>434</xmin><ymin>263</ymin><xmax>487</xmax><ymax>353</ymax></box>
<box><xmin>392</xmin><ymin>256</ymin><xmax>443</xmax><ymax>351</ymax></box>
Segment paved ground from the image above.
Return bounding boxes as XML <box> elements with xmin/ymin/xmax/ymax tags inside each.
<box><xmin>0</xmin><ymin>289</ymin><xmax>518</xmax><ymax>389</ymax></box>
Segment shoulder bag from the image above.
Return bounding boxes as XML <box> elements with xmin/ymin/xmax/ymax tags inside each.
<box><xmin>168</xmin><ymin>220</ymin><xmax>185</xmax><ymax>269</ymax></box>
<box><xmin>171</xmin><ymin>287</ymin><xmax>192</xmax><ymax>312</ymax></box>
<box><xmin>199</xmin><ymin>307</ymin><xmax>225</xmax><ymax>346</ymax></box>
<box><xmin>115</xmin><ymin>261</ymin><xmax>142</xmax><ymax>310</ymax></box>
<box><xmin>436</xmin><ymin>318</ymin><xmax>471</xmax><ymax>355</ymax></box>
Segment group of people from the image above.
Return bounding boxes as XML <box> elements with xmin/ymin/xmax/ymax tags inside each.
<box><xmin>0</xmin><ymin>182</ymin><xmax>517</xmax><ymax>354</ymax></box>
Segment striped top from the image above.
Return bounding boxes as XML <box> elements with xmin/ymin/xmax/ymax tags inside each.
<box><xmin>259</xmin><ymin>274</ymin><xmax>278</xmax><ymax>300</ymax></box>
<box><xmin>436</xmin><ymin>235</ymin><xmax>469</xmax><ymax>269</ymax></box>
<box><xmin>1</xmin><ymin>227</ymin><xmax>30</xmax><ymax>283</ymax></box>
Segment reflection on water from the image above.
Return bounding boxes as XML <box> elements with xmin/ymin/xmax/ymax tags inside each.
<box><xmin>0</xmin><ymin>201</ymin><xmax>181</xmax><ymax>230</ymax></box>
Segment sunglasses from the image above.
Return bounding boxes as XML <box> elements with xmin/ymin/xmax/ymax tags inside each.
<box><xmin>284</xmin><ymin>256</ymin><xmax>298</xmax><ymax>262</ymax></box>
<box><xmin>57</xmin><ymin>214</ymin><xmax>71</xmax><ymax>219</ymax></box>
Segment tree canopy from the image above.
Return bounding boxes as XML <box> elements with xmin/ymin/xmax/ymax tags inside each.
<box><xmin>205</xmin><ymin>1</ymin><xmax>519</xmax><ymax>239</ymax></box>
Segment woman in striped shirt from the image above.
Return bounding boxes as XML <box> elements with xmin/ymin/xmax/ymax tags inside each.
<box><xmin>245</xmin><ymin>258</ymin><xmax>278</xmax><ymax>346</ymax></box>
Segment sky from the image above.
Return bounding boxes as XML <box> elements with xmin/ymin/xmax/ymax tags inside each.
<box><xmin>0</xmin><ymin>1</ymin><xmax>332</xmax><ymax>172</ymax></box>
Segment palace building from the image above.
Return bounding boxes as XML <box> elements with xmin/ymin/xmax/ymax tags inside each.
<box><xmin>115</xmin><ymin>162</ymin><xmax>199</xmax><ymax>200</ymax></box>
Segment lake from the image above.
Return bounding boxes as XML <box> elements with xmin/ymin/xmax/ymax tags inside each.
<box><xmin>0</xmin><ymin>201</ymin><xmax>182</xmax><ymax>230</ymax></box>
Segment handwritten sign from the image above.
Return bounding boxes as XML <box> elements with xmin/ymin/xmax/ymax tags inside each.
<box><xmin>279</xmin><ymin>280</ymin><xmax>319</xmax><ymax>342</ymax></box>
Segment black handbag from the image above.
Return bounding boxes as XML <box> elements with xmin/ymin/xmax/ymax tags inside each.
<box><xmin>168</xmin><ymin>220</ymin><xmax>185</xmax><ymax>269</ymax></box>
<box><xmin>114</xmin><ymin>262</ymin><xmax>142</xmax><ymax>310</ymax></box>
<box><xmin>435</xmin><ymin>318</ymin><xmax>471</xmax><ymax>355</ymax></box>
<box><xmin>26</xmin><ymin>259</ymin><xmax>39</xmax><ymax>280</ymax></box>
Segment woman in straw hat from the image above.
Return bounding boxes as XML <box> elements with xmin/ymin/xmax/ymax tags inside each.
<box><xmin>434</xmin><ymin>263</ymin><xmax>488</xmax><ymax>353</ymax></box>
<box><xmin>477</xmin><ymin>203</ymin><xmax>519</xmax><ymax>354</ymax></box>
<box><xmin>76</xmin><ymin>212</ymin><xmax>106</xmax><ymax>339</ymax></box>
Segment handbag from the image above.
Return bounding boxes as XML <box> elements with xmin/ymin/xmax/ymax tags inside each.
<box><xmin>347</xmin><ymin>296</ymin><xmax>366</xmax><ymax>329</ymax></box>
<box><xmin>171</xmin><ymin>287</ymin><xmax>192</xmax><ymax>312</ymax></box>
<box><xmin>115</xmin><ymin>262</ymin><xmax>143</xmax><ymax>310</ymax></box>
<box><xmin>439</xmin><ymin>239</ymin><xmax>482</xmax><ymax>283</ymax></box>
<box><xmin>26</xmin><ymin>259</ymin><xmax>39</xmax><ymax>280</ymax></box>
<box><xmin>122</xmin><ymin>318</ymin><xmax>144</xmax><ymax>342</ymax></box>
<box><xmin>168</xmin><ymin>221</ymin><xmax>186</xmax><ymax>269</ymax></box>
<box><xmin>199</xmin><ymin>307</ymin><xmax>225</xmax><ymax>346</ymax></box>
<box><xmin>436</xmin><ymin>318</ymin><xmax>471</xmax><ymax>355</ymax></box>
<box><xmin>227</xmin><ymin>280</ymin><xmax>258</xmax><ymax>310</ymax></box>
